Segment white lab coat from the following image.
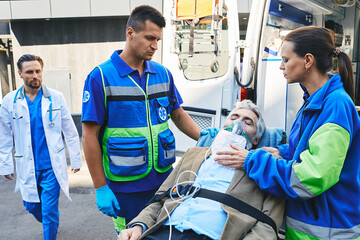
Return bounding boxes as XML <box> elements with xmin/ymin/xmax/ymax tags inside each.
<box><xmin>0</xmin><ymin>84</ymin><xmax>81</xmax><ymax>202</ymax></box>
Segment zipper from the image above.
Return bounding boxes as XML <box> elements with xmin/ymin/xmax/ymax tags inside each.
<box><xmin>296</xmin><ymin>101</ymin><xmax>315</xmax><ymax>148</ymax></box>
<box><xmin>110</xmin><ymin>147</ymin><xmax>146</xmax><ymax>162</ymax></box>
<box><xmin>127</xmin><ymin>73</ymin><xmax>153</xmax><ymax>168</ymax></box>
<box><xmin>145</xmin><ymin>74</ymin><xmax>154</xmax><ymax>167</ymax></box>
<box><xmin>311</xmin><ymin>198</ymin><xmax>319</xmax><ymax>220</ymax></box>
<box><xmin>109</xmin><ymin>147</ymin><xmax>145</xmax><ymax>151</ymax></box>
<box><xmin>296</xmin><ymin>100</ymin><xmax>308</xmax><ymax>146</ymax></box>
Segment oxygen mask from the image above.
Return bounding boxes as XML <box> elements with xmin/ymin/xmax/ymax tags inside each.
<box><xmin>211</xmin><ymin>119</ymin><xmax>248</xmax><ymax>154</ymax></box>
<box><xmin>226</xmin><ymin>119</ymin><xmax>253</xmax><ymax>149</ymax></box>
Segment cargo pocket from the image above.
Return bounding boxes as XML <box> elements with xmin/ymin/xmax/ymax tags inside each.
<box><xmin>156</xmin><ymin>97</ymin><xmax>170</xmax><ymax>123</ymax></box>
<box><xmin>157</xmin><ymin>129</ymin><xmax>176</xmax><ymax>168</ymax></box>
<box><xmin>107</xmin><ymin>137</ymin><xmax>148</xmax><ymax>176</ymax></box>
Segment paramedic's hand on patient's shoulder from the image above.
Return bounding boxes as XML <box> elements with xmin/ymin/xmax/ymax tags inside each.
<box><xmin>95</xmin><ymin>184</ymin><xmax>121</xmax><ymax>218</ymax></box>
<box><xmin>119</xmin><ymin>225</ymin><xmax>143</xmax><ymax>240</ymax></box>
<box><xmin>261</xmin><ymin>147</ymin><xmax>283</xmax><ymax>159</ymax></box>
<box><xmin>214</xmin><ymin>144</ymin><xmax>248</xmax><ymax>169</ymax></box>
<box><xmin>200</xmin><ymin>127</ymin><xmax>219</xmax><ymax>138</ymax></box>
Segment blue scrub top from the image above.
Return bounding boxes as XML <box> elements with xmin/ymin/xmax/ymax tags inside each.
<box><xmin>26</xmin><ymin>89</ymin><xmax>52</xmax><ymax>170</ymax></box>
<box><xmin>82</xmin><ymin>50</ymin><xmax>183</xmax><ymax>193</ymax></box>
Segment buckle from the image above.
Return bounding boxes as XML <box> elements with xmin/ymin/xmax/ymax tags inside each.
<box><xmin>170</xmin><ymin>184</ymin><xmax>197</xmax><ymax>197</ymax></box>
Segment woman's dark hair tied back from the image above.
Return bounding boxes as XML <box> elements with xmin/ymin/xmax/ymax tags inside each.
<box><xmin>284</xmin><ymin>26</ymin><xmax>354</xmax><ymax>103</ymax></box>
<box><xmin>333</xmin><ymin>48</ymin><xmax>341</xmax><ymax>57</ymax></box>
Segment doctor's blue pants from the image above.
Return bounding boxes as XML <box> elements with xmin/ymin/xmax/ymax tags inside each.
<box><xmin>23</xmin><ymin>168</ymin><xmax>60</xmax><ymax>240</ymax></box>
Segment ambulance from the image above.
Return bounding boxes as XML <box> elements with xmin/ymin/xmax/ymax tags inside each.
<box><xmin>163</xmin><ymin>0</ymin><xmax>360</xmax><ymax>151</ymax></box>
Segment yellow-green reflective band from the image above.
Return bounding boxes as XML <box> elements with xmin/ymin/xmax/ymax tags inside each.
<box><xmin>286</xmin><ymin>227</ymin><xmax>322</xmax><ymax>240</ymax></box>
<box><xmin>127</xmin><ymin>74</ymin><xmax>148</xmax><ymax>96</ymax></box>
<box><xmin>97</xmin><ymin>66</ymin><xmax>107</xmax><ymax>109</ymax></box>
<box><xmin>286</xmin><ymin>216</ymin><xmax>360</xmax><ymax>240</ymax></box>
<box><xmin>102</xmin><ymin>122</ymin><xmax>171</xmax><ymax>181</ymax></box>
<box><xmin>293</xmin><ymin>123</ymin><xmax>350</xmax><ymax>196</ymax></box>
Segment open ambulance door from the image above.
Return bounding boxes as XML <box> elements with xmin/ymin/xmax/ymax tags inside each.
<box><xmin>163</xmin><ymin>0</ymin><xmax>242</xmax><ymax>151</ymax></box>
<box><xmin>244</xmin><ymin>0</ymin><xmax>349</xmax><ymax>135</ymax></box>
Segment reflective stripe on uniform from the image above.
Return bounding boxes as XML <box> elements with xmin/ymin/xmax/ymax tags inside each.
<box><xmin>148</xmin><ymin>82</ymin><xmax>169</xmax><ymax>95</ymax></box>
<box><xmin>109</xmin><ymin>155</ymin><xmax>145</xmax><ymax>166</ymax></box>
<box><xmin>286</xmin><ymin>216</ymin><xmax>360</xmax><ymax>240</ymax></box>
<box><xmin>290</xmin><ymin>123</ymin><xmax>350</xmax><ymax>198</ymax></box>
<box><xmin>105</xmin><ymin>86</ymin><xmax>144</xmax><ymax>97</ymax></box>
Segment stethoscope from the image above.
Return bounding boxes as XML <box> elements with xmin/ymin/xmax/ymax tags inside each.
<box><xmin>13</xmin><ymin>88</ymin><xmax>55</xmax><ymax>127</ymax></box>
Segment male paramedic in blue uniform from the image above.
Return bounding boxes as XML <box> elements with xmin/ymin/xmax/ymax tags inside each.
<box><xmin>0</xmin><ymin>54</ymin><xmax>82</xmax><ymax>240</ymax></box>
<box><xmin>81</xmin><ymin>5</ymin><xmax>201</xmax><ymax>235</ymax></box>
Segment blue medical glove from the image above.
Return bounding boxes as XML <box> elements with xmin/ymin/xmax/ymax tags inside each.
<box><xmin>200</xmin><ymin>127</ymin><xmax>219</xmax><ymax>138</ymax></box>
<box><xmin>95</xmin><ymin>185</ymin><xmax>121</xmax><ymax>218</ymax></box>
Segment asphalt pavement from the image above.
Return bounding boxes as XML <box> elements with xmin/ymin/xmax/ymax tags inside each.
<box><xmin>0</xmin><ymin>150</ymin><xmax>117</xmax><ymax>240</ymax></box>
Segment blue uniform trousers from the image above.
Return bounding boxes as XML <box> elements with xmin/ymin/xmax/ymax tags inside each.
<box><xmin>23</xmin><ymin>168</ymin><xmax>60</xmax><ymax>240</ymax></box>
<box><xmin>112</xmin><ymin>188</ymin><xmax>158</xmax><ymax>234</ymax></box>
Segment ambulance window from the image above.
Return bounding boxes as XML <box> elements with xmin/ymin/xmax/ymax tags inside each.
<box><xmin>238</xmin><ymin>13</ymin><xmax>249</xmax><ymax>40</ymax></box>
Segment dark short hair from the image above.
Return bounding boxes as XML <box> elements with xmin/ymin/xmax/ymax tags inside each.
<box><xmin>126</xmin><ymin>5</ymin><xmax>165</xmax><ymax>32</ymax></box>
<box><xmin>17</xmin><ymin>54</ymin><xmax>44</xmax><ymax>71</ymax></box>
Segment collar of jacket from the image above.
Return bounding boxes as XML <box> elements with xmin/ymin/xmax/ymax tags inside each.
<box><xmin>17</xmin><ymin>84</ymin><xmax>51</xmax><ymax>100</ymax></box>
<box><xmin>111</xmin><ymin>50</ymin><xmax>157</xmax><ymax>77</ymax></box>
<box><xmin>303</xmin><ymin>73</ymin><xmax>343</xmax><ymax>111</ymax></box>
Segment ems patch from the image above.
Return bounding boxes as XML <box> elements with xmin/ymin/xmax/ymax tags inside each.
<box><xmin>83</xmin><ymin>91</ymin><xmax>90</xmax><ymax>103</ymax></box>
<box><xmin>159</xmin><ymin>106</ymin><xmax>167</xmax><ymax>121</ymax></box>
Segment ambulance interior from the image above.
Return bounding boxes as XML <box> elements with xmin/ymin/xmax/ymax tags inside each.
<box><xmin>165</xmin><ymin>0</ymin><xmax>360</xmax><ymax>151</ymax></box>
<box><xmin>173</xmin><ymin>0</ymin><xmax>229</xmax><ymax>80</ymax></box>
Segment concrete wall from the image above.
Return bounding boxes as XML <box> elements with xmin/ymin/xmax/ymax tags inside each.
<box><xmin>0</xmin><ymin>0</ymin><xmax>162</xmax><ymax>20</ymax></box>
<box><xmin>7</xmin><ymin>0</ymin><xmax>163</xmax><ymax>113</ymax></box>
<box><xmin>10</xmin><ymin>11</ymin><xmax>163</xmax><ymax>114</ymax></box>
<box><xmin>12</xmin><ymin>37</ymin><xmax>163</xmax><ymax>114</ymax></box>
<box><xmin>0</xmin><ymin>51</ymin><xmax>10</xmax><ymax>99</ymax></box>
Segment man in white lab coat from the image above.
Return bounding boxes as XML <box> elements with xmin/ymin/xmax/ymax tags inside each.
<box><xmin>0</xmin><ymin>54</ymin><xmax>81</xmax><ymax>240</ymax></box>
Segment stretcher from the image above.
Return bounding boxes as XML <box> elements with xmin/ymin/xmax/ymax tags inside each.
<box><xmin>173</xmin><ymin>0</ymin><xmax>227</xmax><ymax>73</ymax></box>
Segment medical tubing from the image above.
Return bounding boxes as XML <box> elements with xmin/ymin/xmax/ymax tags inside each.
<box><xmin>162</xmin><ymin>148</ymin><xmax>211</xmax><ymax>239</ymax></box>
<box><xmin>163</xmin><ymin>170</ymin><xmax>202</xmax><ymax>240</ymax></box>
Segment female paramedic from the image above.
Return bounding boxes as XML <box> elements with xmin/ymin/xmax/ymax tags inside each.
<box><xmin>215</xmin><ymin>26</ymin><xmax>360</xmax><ymax>240</ymax></box>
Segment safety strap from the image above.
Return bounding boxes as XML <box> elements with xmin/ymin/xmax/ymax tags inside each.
<box><xmin>147</xmin><ymin>184</ymin><xmax>279</xmax><ymax>237</ymax></box>
<box><xmin>188</xmin><ymin>18</ymin><xmax>198</xmax><ymax>57</ymax></box>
